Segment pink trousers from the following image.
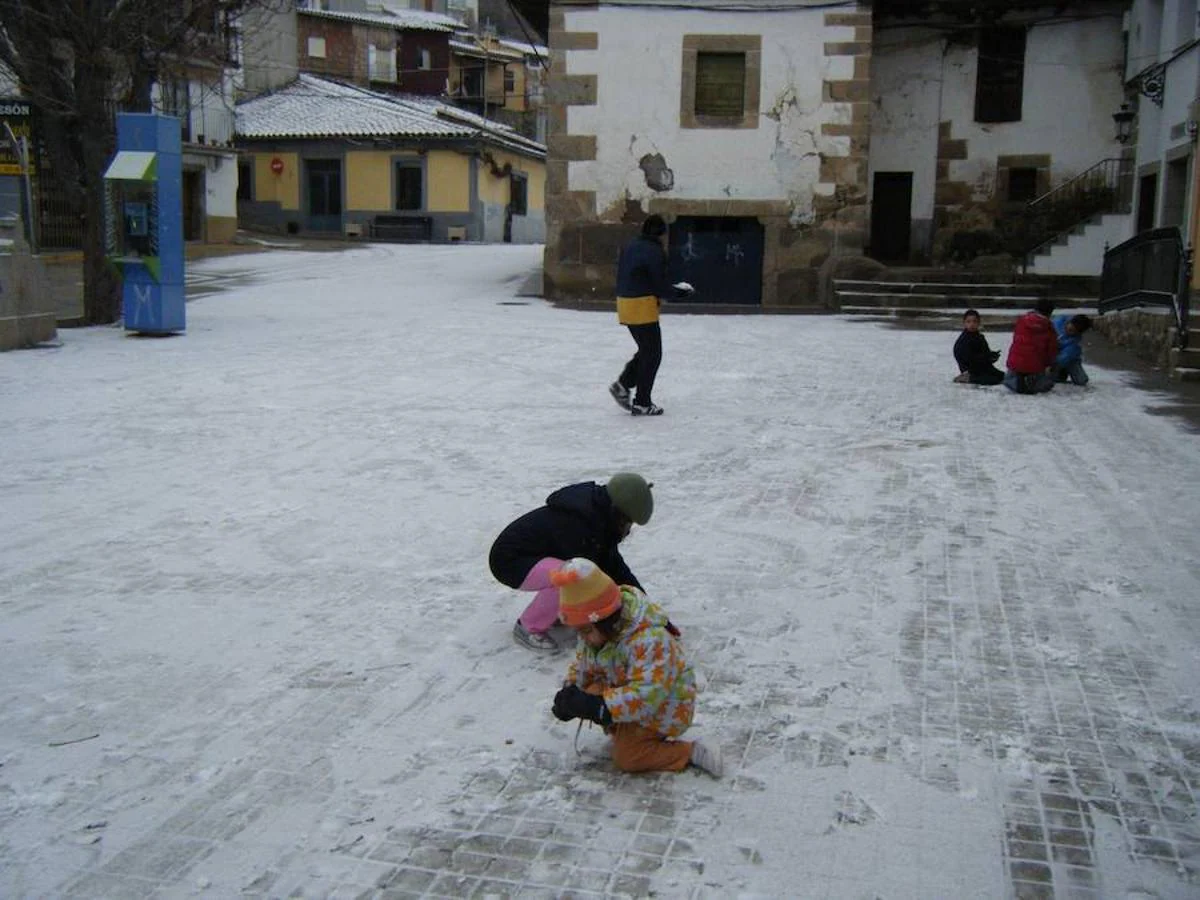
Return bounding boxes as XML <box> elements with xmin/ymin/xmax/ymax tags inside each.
<box><xmin>517</xmin><ymin>557</ymin><xmax>564</xmax><ymax>633</ymax></box>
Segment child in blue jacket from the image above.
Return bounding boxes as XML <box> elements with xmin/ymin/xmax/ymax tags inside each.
<box><xmin>1053</xmin><ymin>314</ymin><xmax>1093</xmax><ymax>385</ymax></box>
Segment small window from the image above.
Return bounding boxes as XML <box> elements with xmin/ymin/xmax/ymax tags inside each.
<box><xmin>418</xmin><ymin>47</ymin><xmax>432</xmax><ymax>71</ymax></box>
<box><xmin>504</xmin><ymin>68</ymin><xmax>515</xmax><ymax>93</ymax></box>
<box><xmin>395</xmin><ymin>163</ymin><xmax>422</xmax><ymax>210</ymax></box>
<box><xmin>1008</xmin><ymin>167</ymin><xmax>1038</xmax><ymax>203</ymax></box>
<box><xmin>695</xmin><ymin>52</ymin><xmax>745</xmax><ymax>118</ymax></box>
<box><xmin>237</xmin><ymin>160</ymin><xmax>253</xmax><ymax>201</ymax></box>
<box><xmin>510</xmin><ymin>173</ymin><xmax>527</xmax><ymax>216</ymax></box>
<box><xmin>975</xmin><ymin>27</ymin><xmax>1026</xmax><ymax>123</ymax></box>
<box><xmin>307</xmin><ymin>36</ymin><xmax>326</xmax><ymax>59</ymax></box>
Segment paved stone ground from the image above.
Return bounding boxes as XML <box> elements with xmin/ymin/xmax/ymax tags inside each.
<box><xmin>2</xmin><ymin>244</ymin><xmax>1199</xmax><ymax>899</ymax></box>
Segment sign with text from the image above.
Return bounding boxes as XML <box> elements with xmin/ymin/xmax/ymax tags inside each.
<box><xmin>0</xmin><ymin>98</ymin><xmax>34</xmax><ymax>176</ymax></box>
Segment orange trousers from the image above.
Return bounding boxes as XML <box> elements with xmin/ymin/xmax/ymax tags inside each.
<box><xmin>609</xmin><ymin>724</ymin><xmax>692</xmax><ymax>773</ymax></box>
<box><xmin>580</xmin><ymin>683</ymin><xmax>691</xmax><ymax>773</ymax></box>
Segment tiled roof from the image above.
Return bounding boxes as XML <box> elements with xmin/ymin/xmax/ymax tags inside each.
<box><xmin>298</xmin><ymin>7</ymin><xmax>460</xmax><ymax>33</ymax></box>
<box><xmin>235</xmin><ymin>74</ymin><xmax>545</xmax><ymax>157</ymax></box>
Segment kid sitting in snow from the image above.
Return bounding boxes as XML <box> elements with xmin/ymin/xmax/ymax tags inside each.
<box><xmin>548</xmin><ymin>557</ymin><xmax>722</xmax><ymax>777</ymax></box>
<box><xmin>952</xmin><ymin>308</ymin><xmax>1005</xmax><ymax>385</ymax></box>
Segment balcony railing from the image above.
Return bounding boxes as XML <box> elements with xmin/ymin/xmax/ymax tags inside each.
<box><xmin>1100</xmin><ymin>225</ymin><xmax>1191</xmax><ymax>349</ymax></box>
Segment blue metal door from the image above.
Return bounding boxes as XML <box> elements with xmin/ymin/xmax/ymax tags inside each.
<box><xmin>667</xmin><ymin>216</ymin><xmax>764</xmax><ymax>305</ymax></box>
<box><xmin>305</xmin><ymin>158</ymin><xmax>342</xmax><ymax>232</ymax></box>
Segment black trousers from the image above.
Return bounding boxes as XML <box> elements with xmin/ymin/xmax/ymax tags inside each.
<box><xmin>617</xmin><ymin>323</ymin><xmax>662</xmax><ymax>406</ymax></box>
<box><xmin>969</xmin><ymin>366</ymin><xmax>1005</xmax><ymax>386</ymax></box>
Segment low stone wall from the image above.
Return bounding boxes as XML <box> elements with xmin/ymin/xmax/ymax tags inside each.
<box><xmin>0</xmin><ymin>222</ymin><xmax>57</xmax><ymax>351</ymax></box>
<box><xmin>1092</xmin><ymin>307</ymin><xmax>1174</xmax><ymax>369</ymax></box>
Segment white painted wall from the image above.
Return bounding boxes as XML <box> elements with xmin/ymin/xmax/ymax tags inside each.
<box><xmin>206</xmin><ymin>154</ymin><xmax>239</xmax><ymax>219</ymax></box>
<box><xmin>1027</xmin><ymin>212</ymin><xmax>1132</xmax><ymax>275</ymax></box>
<box><xmin>870</xmin><ymin>10</ymin><xmax>1126</xmax><ymax>225</ymax></box>
<box><xmin>562</xmin><ymin>7</ymin><xmax>857</xmax><ymax>224</ymax></box>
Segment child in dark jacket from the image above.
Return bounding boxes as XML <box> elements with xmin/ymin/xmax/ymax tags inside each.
<box><xmin>1004</xmin><ymin>299</ymin><xmax>1060</xmax><ymax>394</ymax></box>
<box><xmin>489</xmin><ymin>474</ymin><xmax>653</xmax><ymax>652</ymax></box>
<box><xmin>1053</xmin><ymin>314</ymin><xmax>1093</xmax><ymax>385</ymax></box>
<box><xmin>953</xmin><ymin>309</ymin><xmax>1004</xmax><ymax>385</ymax></box>
<box><xmin>548</xmin><ymin>557</ymin><xmax>722</xmax><ymax>777</ymax></box>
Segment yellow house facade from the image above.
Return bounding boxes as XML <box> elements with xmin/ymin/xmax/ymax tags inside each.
<box><xmin>235</xmin><ymin>75</ymin><xmax>545</xmax><ymax>243</ymax></box>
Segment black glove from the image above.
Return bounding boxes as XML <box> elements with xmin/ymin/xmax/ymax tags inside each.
<box><xmin>552</xmin><ymin>684</ymin><xmax>612</xmax><ymax>726</ymax></box>
<box><xmin>990</xmin><ymin>350</ymin><xmax>1001</xmax><ymax>362</ymax></box>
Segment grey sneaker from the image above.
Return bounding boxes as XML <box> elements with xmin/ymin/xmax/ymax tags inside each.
<box><xmin>513</xmin><ymin>621</ymin><xmax>559</xmax><ymax>653</ymax></box>
<box><xmin>689</xmin><ymin>740</ymin><xmax>723</xmax><ymax>777</ymax></box>
<box><xmin>953</xmin><ymin>372</ymin><xmax>971</xmax><ymax>384</ymax></box>
<box><xmin>609</xmin><ymin>381</ymin><xmax>632</xmax><ymax>410</ymax></box>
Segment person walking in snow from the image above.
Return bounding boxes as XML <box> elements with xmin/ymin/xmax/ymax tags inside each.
<box><xmin>1003</xmin><ymin>299</ymin><xmax>1060</xmax><ymax>394</ymax></box>
<box><xmin>489</xmin><ymin>473</ymin><xmax>654</xmax><ymax>652</ymax></box>
<box><xmin>608</xmin><ymin>215</ymin><xmax>694</xmax><ymax>417</ymax></box>
<box><xmin>548</xmin><ymin>557</ymin><xmax>722</xmax><ymax>777</ymax></box>
<box><xmin>952</xmin><ymin>308</ymin><xmax>1005</xmax><ymax>386</ymax></box>
<box><xmin>1052</xmin><ymin>313</ymin><xmax>1093</xmax><ymax>386</ymax></box>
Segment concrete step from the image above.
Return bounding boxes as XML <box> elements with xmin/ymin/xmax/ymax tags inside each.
<box><xmin>1172</xmin><ymin>366</ymin><xmax>1200</xmax><ymax>382</ymax></box>
<box><xmin>839</xmin><ymin>306</ymin><xmax>1096</xmax><ymax>329</ymax></box>
<box><xmin>834</xmin><ymin>290</ymin><xmax>1096</xmax><ymax>311</ymax></box>
<box><xmin>833</xmin><ymin>280</ymin><xmax>1045</xmax><ymax>298</ymax></box>
<box><xmin>1170</xmin><ymin>346</ymin><xmax>1200</xmax><ymax>369</ymax></box>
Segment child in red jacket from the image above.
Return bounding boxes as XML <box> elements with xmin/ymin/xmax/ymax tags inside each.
<box><xmin>1004</xmin><ymin>300</ymin><xmax>1059</xmax><ymax>394</ymax></box>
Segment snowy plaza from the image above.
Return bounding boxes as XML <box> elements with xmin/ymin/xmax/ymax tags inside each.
<box><xmin>2</xmin><ymin>243</ymin><xmax>1200</xmax><ymax>898</ymax></box>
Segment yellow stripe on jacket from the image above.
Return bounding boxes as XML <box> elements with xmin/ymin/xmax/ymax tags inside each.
<box><xmin>617</xmin><ymin>295</ymin><xmax>659</xmax><ymax>325</ymax></box>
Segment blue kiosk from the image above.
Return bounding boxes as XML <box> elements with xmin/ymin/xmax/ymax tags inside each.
<box><xmin>103</xmin><ymin>113</ymin><xmax>185</xmax><ymax>334</ymax></box>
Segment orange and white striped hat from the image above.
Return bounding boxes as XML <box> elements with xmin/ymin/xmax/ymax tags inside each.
<box><xmin>551</xmin><ymin>558</ymin><xmax>623</xmax><ymax>626</ymax></box>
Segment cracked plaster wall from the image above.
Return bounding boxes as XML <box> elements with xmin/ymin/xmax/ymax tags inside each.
<box><xmin>564</xmin><ymin>7</ymin><xmax>852</xmax><ymax>223</ymax></box>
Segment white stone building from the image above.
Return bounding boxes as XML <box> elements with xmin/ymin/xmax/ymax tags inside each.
<box><xmin>544</xmin><ymin>0</ymin><xmax>872</xmax><ymax>307</ymax></box>
<box><xmin>1126</xmin><ymin>0</ymin><xmax>1199</xmax><ymax>244</ymax></box>
<box><xmin>868</xmin><ymin>2</ymin><xmax>1129</xmax><ymax>274</ymax></box>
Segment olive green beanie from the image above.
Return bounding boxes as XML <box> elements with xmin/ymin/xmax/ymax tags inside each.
<box><xmin>606</xmin><ymin>472</ymin><xmax>654</xmax><ymax>525</ymax></box>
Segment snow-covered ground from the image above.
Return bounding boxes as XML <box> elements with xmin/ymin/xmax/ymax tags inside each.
<box><xmin>1</xmin><ymin>243</ymin><xmax>1199</xmax><ymax>899</ymax></box>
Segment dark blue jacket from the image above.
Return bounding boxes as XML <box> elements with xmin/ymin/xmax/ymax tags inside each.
<box><xmin>616</xmin><ymin>235</ymin><xmax>672</xmax><ymax>299</ymax></box>
<box><xmin>489</xmin><ymin>482</ymin><xmax>640</xmax><ymax>589</ymax></box>
<box><xmin>1053</xmin><ymin>315</ymin><xmax>1083</xmax><ymax>367</ymax></box>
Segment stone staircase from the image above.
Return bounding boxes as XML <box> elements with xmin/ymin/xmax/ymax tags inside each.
<box><xmin>1169</xmin><ymin>328</ymin><xmax>1200</xmax><ymax>382</ymax></box>
<box><xmin>833</xmin><ymin>276</ymin><xmax>1097</xmax><ymax>330</ymax></box>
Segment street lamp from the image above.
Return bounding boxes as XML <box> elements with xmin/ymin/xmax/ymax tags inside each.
<box><xmin>1113</xmin><ymin>102</ymin><xmax>1135</xmax><ymax>144</ymax></box>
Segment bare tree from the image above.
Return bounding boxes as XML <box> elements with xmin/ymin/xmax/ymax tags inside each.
<box><xmin>0</xmin><ymin>0</ymin><xmax>274</xmax><ymax>324</ymax></box>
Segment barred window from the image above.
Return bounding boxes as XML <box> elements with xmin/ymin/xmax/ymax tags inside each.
<box><xmin>695</xmin><ymin>52</ymin><xmax>745</xmax><ymax>118</ymax></box>
<box><xmin>975</xmin><ymin>27</ymin><xmax>1026</xmax><ymax>123</ymax></box>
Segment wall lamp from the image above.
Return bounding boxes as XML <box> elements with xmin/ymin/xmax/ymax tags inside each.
<box><xmin>1113</xmin><ymin>102</ymin><xmax>1135</xmax><ymax>144</ymax></box>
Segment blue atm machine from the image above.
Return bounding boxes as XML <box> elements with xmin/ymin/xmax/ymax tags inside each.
<box><xmin>103</xmin><ymin>113</ymin><xmax>185</xmax><ymax>334</ymax></box>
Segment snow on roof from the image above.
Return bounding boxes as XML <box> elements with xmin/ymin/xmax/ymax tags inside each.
<box><xmin>448</xmin><ymin>39</ymin><xmax>526</xmax><ymax>61</ymax></box>
<box><xmin>497</xmin><ymin>38</ymin><xmax>548</xmax><ymax>59</ymax></box>
<box><xmin>235</xmin><ymin>74</ymin><xmax>545</xmax><ymax>157</ymax></box>
<box><xmin>298</xmin><ymin>6</ymin><xmax>460</xmax><ymax>33</ymax></box>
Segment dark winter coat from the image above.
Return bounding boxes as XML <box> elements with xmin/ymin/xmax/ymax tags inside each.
<box><xmin>1006</xmin><ymin>311</ymin><xmax>1059</xmax><ymax>375</ymax></box>
<box><xmin>953</xmin><ymin>329</ymin><xmax>1001</xmax><ymax>376</ymax></box>
<box><xmin>489</xmin><ymin>482</ymin><xmax>641</xmax><ymax>590</ymax></box>
<box><xmin>616</xmin><ymin>235</ymin><xmax>672</xmax><ymax>301</ymax></box>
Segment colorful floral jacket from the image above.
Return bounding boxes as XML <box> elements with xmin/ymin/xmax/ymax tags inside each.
<box><xmin>565</xmin><ymin>587</ymin><xmax>696</xmax><ymax>738</ymax></box>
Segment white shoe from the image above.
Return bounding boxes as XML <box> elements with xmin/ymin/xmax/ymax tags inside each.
<box><xmin>512</xmin><ymin>621</ymin><xmax>559</xmax><ymax>653</ymax></box>
<box><xmin>689</xmin><ymin>740</ymin><xmax>723</xmax><ymax>777</ymax></box>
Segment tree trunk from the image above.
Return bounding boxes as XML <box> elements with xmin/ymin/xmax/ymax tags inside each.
<box><xmin>75</xmin><ymin>59</ymin><xmax>120</xmax><ymax>325</ymax></box>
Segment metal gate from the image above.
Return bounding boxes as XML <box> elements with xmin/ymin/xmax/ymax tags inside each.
<box><xmin>667</xmin><ymin>216</ymin><xmax>764</xmax><ymax>305</ymax></box>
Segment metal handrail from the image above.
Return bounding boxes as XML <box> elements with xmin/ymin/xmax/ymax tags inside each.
<box><xmin>1022</xmin><ymin>157</ymin><xmax>1134</xmax><ymax>263</ymax></box>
